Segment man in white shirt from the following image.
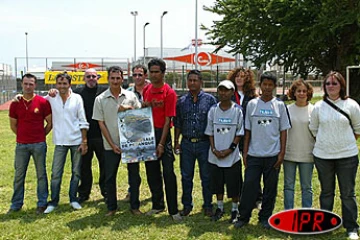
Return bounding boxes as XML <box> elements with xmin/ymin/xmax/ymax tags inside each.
<box><xmin>44</xmin><ymin>72</ymin><xmax>89</xmax><ymax>214</ymax></box>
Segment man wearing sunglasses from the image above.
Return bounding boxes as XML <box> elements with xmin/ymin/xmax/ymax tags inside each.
<box><xmin>128</xmin><ymin>64</ymin><xmax>150</xmax><ymax>102</ymax></box>
<box><xmin>74</xmin><ymin>68</ymin><xmax>108</xmax><ymax>204</ymax></box>
<box><xmin>122</xmin><ymin>64</ymin><xmax>150</xmax><ymax>201</ymax></box>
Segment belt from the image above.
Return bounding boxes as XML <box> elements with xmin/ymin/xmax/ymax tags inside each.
<box><xmin>183</xmin><ymin>136</ymin><xmax>209</xmax><ymax>143</ymax></box>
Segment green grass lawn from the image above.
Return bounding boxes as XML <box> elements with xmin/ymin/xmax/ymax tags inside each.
<box><xmin>0</xmin><ymin>107</ymin><xmax>357</xmax><ymax>240</ymax></box>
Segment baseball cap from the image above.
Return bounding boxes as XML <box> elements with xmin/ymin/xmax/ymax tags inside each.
<box><xmin>217</xmin><ymin>80</ymin><xmax>235</xmax><ymax>90</ymax></box>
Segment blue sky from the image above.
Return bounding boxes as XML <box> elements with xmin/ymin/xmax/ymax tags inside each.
<box><xmin>0</xmin><ymin>0</ymin><xmax>220</xmax><ymax>69</ymax></box>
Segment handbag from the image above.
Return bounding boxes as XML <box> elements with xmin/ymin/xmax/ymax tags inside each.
<box><xmin>324</xmin><ymin>98</ymin><xmax>353</xmax><ymax>130</ymax></box>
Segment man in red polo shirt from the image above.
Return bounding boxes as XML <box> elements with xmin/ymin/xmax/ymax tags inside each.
<box><xmin>8</xmin><ymin>73</ymin><xmax>52</xmax><ymax>214</ymax></box>
<box><xmin>142</xmin><ymin>58</ymin><xmax>182</xmax><ymax>221</ymax></box>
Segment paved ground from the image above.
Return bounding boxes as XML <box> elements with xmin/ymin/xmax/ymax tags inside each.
<box><xmin>0</xmin><ymin>100</ymin><xmax>12</xmax><ymax>111</ymax></box>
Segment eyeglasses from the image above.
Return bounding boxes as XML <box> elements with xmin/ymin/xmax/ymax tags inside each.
<box><xmin>325</xmin><ymin>82</ymin><xmax>338</xmax><ymax>86</ymax></box>
<box><xmin>85</xmin><ymin>75</ymin><xmax>97</xmax><ymax>79</ymax></box>
<box><xmin>132</xmin><ymin>74</ymin><xmax>143</xmax><ymax>77</ymax></box>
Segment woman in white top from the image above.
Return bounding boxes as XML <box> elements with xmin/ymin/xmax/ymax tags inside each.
<box><xmin>284</xmin><ymin>80</ymin><xmax>315</xmax><ymax>209</ymax></box>
<box><xmin>309</xmin><ymin>71</ymin><xmax>360</xmax><ymax>240</ymax></box>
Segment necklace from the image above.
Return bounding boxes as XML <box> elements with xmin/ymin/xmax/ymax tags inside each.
<box><xmin>22</xmin><ymin>95</ymin><xmax>35</xmax><ymax>110</ymax></box>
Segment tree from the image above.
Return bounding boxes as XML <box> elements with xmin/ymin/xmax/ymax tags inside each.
<box><xmin>202</xmin><ymin>0</ymin><xmax>360</xmax><ymax>78</ymax></box>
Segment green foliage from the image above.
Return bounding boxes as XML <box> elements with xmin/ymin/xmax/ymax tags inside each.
<box><xmin>165</xmin><ymin>72</ymin><xmax>180</xmax><ymax>86</ymax></box>
<box><xmin>202</xmin><ymin>0</ymin><xmax>360</xmax><ymax>77</ymax></box>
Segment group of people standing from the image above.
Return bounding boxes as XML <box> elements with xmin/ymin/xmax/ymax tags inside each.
<box><xmin>7</xmin><ymin>59</ymin><xmax>360</xmax><ymax>239</ymax></box>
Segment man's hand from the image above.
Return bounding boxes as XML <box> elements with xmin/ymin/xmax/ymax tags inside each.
<box><xmin>156</xmin><ymin>144</ymin><xmax>165</xmax><ymax>158</ymax></box>
<box><xmin>118</xmin><ymin>105</ymin><xmax>134</xmax><ymax>112</ymax></box>
<box><xmin>142</xmin><ymin>101</ymin><xmax>151</xmax><ymax>108</ymax></box>
<box><xmin>112</xmin><ymin>145</ymin><xmax>122</xmax><ymax>155</ymax></box>
<box><xmin>214</xmin><ymin>149</ymin><xmax>232</xmax><ymax>159</ymax></box>
<box><xmin>243</xmin><ymin>153</ymin><xmax>248</xmax><ymax>168</ymax></box>
<box><xmin>174</xmin><ymin>142</ymin><xmax>181</xmax><ymax>155</ymax></box>
<box><xmin>78</xmin><ymin>143</ymin><xmax>88</xmax><ymax>155</ymax></box>
<box><xmin>273</xmin><ymin>153</ymin><xmax>284</xmax><ymax>170</ymax></box>
<box><xmin>48</xmin><ymin>88</ymin><xmax>58</xmax><ymax>98</ymax></box>
<box><xmin>12</xmin><ymin>94</ymin><xmax>23</xmax><ymax>102</ymax></box>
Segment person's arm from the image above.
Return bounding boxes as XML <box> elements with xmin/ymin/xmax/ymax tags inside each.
<box><xmin>98</xmin><ymin>120</ymin><xmax>121</xmax><ymax>154</ymax></box>
<box><xmin>273</xmin><ymin>130</ymin><xmax>287</xmax><ymax>169</ymax></box>
<box><xmin>9</xmin><ymin>117</ymin><xmax>17</xmax><ymax>135</ymax></box>
<box><xmin>173</xmin><ymin>101</ymin><xmax>182</xmax><ymax>154</ymax></box>
<box><xmin>174</xmin><ymin>127</ymin><xmax>181</xmax><ymax>154</ymax></box>
<box><xmin>156</xmin><ymin>117</ymin><xmax>171</xmax><ymax>158</ymax></box>
<box><xmin>243</xmin><ymin>130</ymin><xmax>251</xmax><ymax>168</ymax></box>
<box><xmin>77</xmin><ymin>128</ymin><xmax>88</xmax><ymax>155</ymax></box>
<box><xmin>44</xmin><ymin>114</ymin><xmax>52</xmax><ymax>135</ymax></box>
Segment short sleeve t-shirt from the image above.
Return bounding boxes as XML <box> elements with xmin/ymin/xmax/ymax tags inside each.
<box><xmin>143</xmin><ymin>83</ymin><xmax>177</xmax><ymax>128</ymax></box>
<box><xmin>205</xmin><ymin>102</ymin><xmax>244</xmax><ymax>167</ymax></box>
<box><xmin>245</xmin><ymin>97</ymin><xmax>291</xmax><ymax>157</ymax></box>
<box><xmin>9</xmin><ymin>95</ymin><xmax>52</xmax><ymax>143</ymax></box>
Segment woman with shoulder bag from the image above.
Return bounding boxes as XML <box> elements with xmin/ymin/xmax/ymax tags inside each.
<box><xmin>309</xmin><ymin>71</ymin><xmax>360</xmax><ymax>240</ymax></box>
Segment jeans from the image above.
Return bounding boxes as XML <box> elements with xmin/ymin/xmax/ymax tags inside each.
<box><xmin>145</xmin><ymin>128</ymin><xmax>178</xmax><ymax>215</ymax></box>
<box><xmin>314</xmin><ymin>155</ymin><xmax>359</xmax><ymax>231</ymax></box>
<box><xmin>238</xmin><ymin>155</ymin><xmax>280</xmax><ymax>222</ymax></box>
<box><xmin>48</xmin><ymin>145</ymin><xmax>81</xmax><ymax>206</ymax></box>
<box><xmin>11</xmin><ymin>142</ymin><xmax>48</xmax><ymax>210</ymax></box>
<box><xmin>283</xmin><ymin>160</ymin><xmax>314</xmax><ymax>209</ymax></box>
<box><xmin>78</xmin><ymin>138</ymin><xmax>106</xmax><ymax>198</ymax></box>
<box><xmin>180</xmin><ymin>139</ymin><xmax>212</xmax><ymax>210</ymax></box>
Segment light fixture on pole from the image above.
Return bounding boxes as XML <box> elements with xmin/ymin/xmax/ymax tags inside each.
<box><xmin>143</xmin><ymin>22</ymin><xmax>150</xmax><ymax>65</ymax></box>
<box><xmin>160</xmin><ymin>11</ymin><xmax>168</xmax><ymax>59</ymax></box>
<box><xmin>130</xmin><ymin>11</ymin><xmax>138</xmax><ymax>63</ymax></box>
<box><xmin>25</xmin><ymin>32</ymin><xmax>29</xmax><ymax>72</ymax></box>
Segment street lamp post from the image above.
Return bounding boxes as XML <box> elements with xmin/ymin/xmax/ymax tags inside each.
<box><xmin>130</xmin><ymin>11</ymin><xmax>138</xmax><ymax>63</ymax></box>
<box><xmin>160</xmin><ymin>11</ymin><xmax>168</xmax><ymax>59</ymax></box>
<box><xmin>143</xmin><ymin>22</ymin><xmax>150</xmax><ymax>65</ymax></box>
<box><xmin>25</xmin><ymin>32</ymin><xmax>29</xmax><ymax>72</ymax></box>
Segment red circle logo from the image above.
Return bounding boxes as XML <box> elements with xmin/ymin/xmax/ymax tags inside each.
<box><xmin>195</xmin><ymin>52</ymin><xmax>211</xmax><ymax>66</ymax></box>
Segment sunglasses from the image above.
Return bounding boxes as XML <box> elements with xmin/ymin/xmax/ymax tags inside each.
<box><xmin>133</xmin><ymin>74</ymin><xmax>143</xmax><ymax>77</ymax></box>
<box><xmin>325</xmin><ymin>82</ymin><xmax>338</xmax><ymax>86</ymax></box>
<box><xmin>85</xmin><ymin>75</ymin><xmax>97</xmax><ymax>79</ymax></box>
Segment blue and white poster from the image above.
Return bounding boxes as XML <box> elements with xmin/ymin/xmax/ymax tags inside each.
<box><xmin>118</xmin><ymin>107</ymin><xmax>157</xmax><ymax>163</ymax></box>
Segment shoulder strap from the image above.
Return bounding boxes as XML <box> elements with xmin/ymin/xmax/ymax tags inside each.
<box><xmin>324</xmin><ymin>98</ymin><xmax>353</xmax><ymax>129</ymax></box>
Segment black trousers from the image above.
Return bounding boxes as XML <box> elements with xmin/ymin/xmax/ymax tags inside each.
<box><xmin>145</xmin><ymin>128</ymin><xmax>179</xmax><ymax>215</ymax></box>
<box><xmin>238</xmin><ymin>155</ymin><xmax>280</xmax><ymax>222</ymax></box>
<box><xmin>78</xmin><ymin>138</ymin><xmax>106</xmax><ymax>198</ymax></box>
<box><xmin>103</xmin><ymin>150</ymin><xmax>141</xmax><ymax>211</ymax></box>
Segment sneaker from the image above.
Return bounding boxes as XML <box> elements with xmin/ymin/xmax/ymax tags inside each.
<box><xmin>180</xmin><ymin>208</ymin><xmax>192</xmax><ymax>217</ymax></box>
<box><xmin>234</xmin><ymin>219</ymin><xmax>248</xmax><ymax>229</ymax></box>
<box><xmin>44</xmin><ymin>205</ymin><xmax>56</xmax><ymax>214</ymax></box>
<box><xmin>211</xmin><ymin>208</ymin><xmax>224</xmax><ymax>221</ymax></box>
<box><xmin>171</xmin><ymin>213</ymin><xmax>183</xmax><ymax>222</ymax></box>
<box><xmin>348</xmin><ymin>229</ymin><xmax>359</xmax><ymax>240</ymax></box>
<box><xmin>36</xmin><ymin>206</ymin><xmax>47</xmax><ymax>214</ymax></box>
<box><xmin>229</xmin><ymin>210</ymin><xmax>238</xmax><ymax>223</ymax></box>
<box><xmin>145</xmin><ymin>208</ymin><xmax>165</xmax><ymax>216</ymax></box>
<box><xmin>259</xmin><ymin>220</ymin><xmax>271</xmax><ymax>229</ymax></box>
<box><xmin>70</xmin><ymin>201</ymin><xmax>82</xmax><ymax>210</ymax></box>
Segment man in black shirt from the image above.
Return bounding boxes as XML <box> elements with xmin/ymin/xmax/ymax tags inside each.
<box><xmin>75</xmin><ymin>68</ymin><xmax>107</xmax><ymax>202</ymax></box>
